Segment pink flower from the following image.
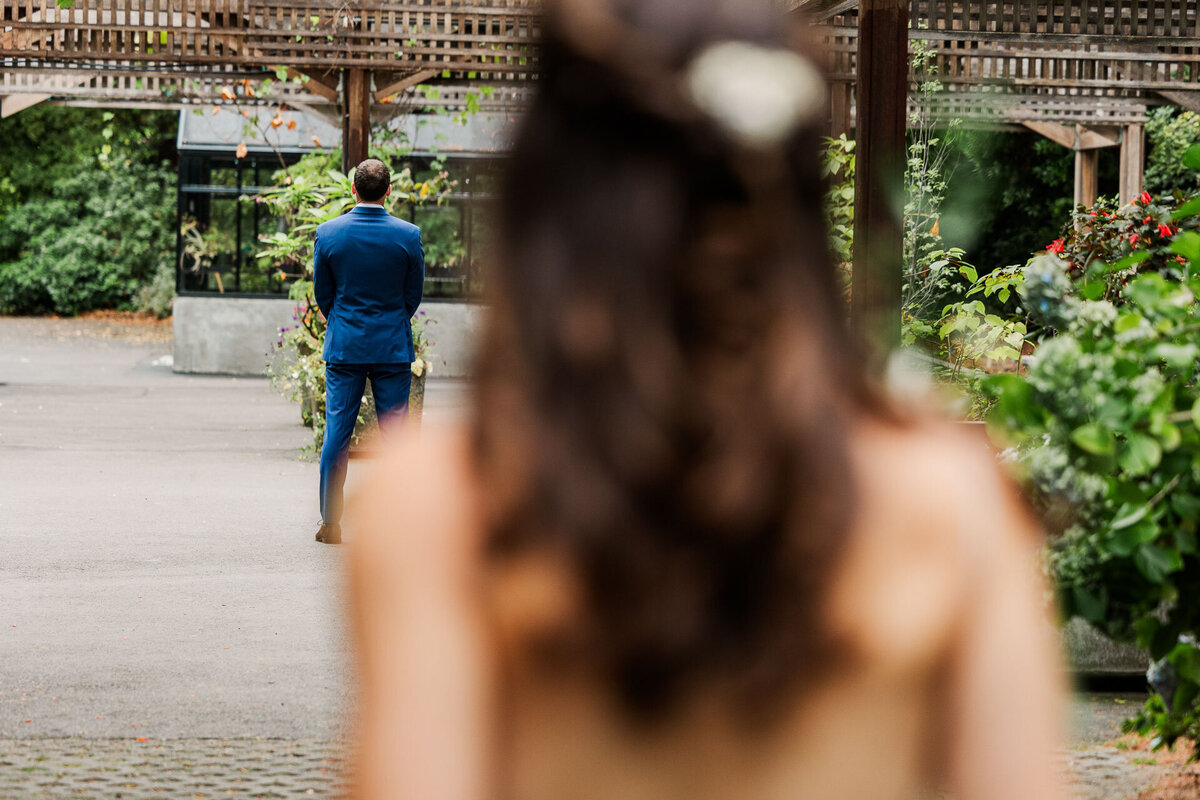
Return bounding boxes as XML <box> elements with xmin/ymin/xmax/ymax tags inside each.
<box><xmin>1129</xmin><ymin>234</ymin><xmax>1140</xmax><ymax>247</ymax></box>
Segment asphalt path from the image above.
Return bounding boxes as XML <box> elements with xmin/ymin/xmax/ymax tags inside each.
<box><xmin>0</xmin><ymin>317</ymin><xmax>467</xmax><ymax>740</ymax></box>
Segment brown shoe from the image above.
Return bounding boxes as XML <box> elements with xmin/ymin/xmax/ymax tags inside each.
<box><xmin>315</xmin><ymin>522</ymin><xmax>342</xmax><ymax>544</ymax></box>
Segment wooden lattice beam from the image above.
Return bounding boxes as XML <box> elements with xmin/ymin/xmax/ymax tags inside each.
<box><xmin>0</xmin><ymin>0</ymin><xmax>542</xmax><ymax>76</ymax></box>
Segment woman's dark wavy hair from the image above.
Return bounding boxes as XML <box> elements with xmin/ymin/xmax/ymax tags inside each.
<box><xmin>473</xmin><ymin>0</ymin><xmax>879</xmax><ymax>723</ymax></box>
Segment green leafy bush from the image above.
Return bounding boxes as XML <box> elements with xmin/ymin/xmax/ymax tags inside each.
<box><xmin>1043</xmin><ymin>191</ymin><xmax>1200</xmax><ymax>294</ymax></box>
<box><xmin>137</xmin><ymin>258</ymin><xmax>176</xmax><ymax>318</ymax></box>
<box><xmin>1146</xmin><ymin>106</ymin><xmax>1200</xmax><ymax>197</ymax></box>
<box><xmin>983</xmin><ymin>208</ymin><xmax>1200</xmax><ymax>748</ymax></box>
<box><xmin>0</xmin><ymin>161</ymin><xmax>175</xmax><ymax>315</ymax></box>
<box><xmin>822</xmin><ymin>134</ymin><xmax>854</xmax><ymax>271</ymax></box>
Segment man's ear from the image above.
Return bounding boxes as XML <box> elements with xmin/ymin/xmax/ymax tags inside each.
<box><xmin>351</xmin><ymin>183</ymin><xmax>359</xmax><ymax>198</ymax></box>
<box><xmin>385</xmin><ymin>185</ymin><xmax>392</xmax><ymax>198</ymax></box>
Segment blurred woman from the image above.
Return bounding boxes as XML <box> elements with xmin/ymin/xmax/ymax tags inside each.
<box><xmin>347</xmin><ymin>1</ymin><xmax>1065</xmax><ymax>798</ymax></box>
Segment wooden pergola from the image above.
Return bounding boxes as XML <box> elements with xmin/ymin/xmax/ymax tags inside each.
<box><xmin>795</xmin><ymin>0</ymin><xmax>1200</xmax><ymax>348</ymax></box>
<box><xmin>4</xmin><ymin>0</ymin><xmax>1199</xmax><ymax>346</ymax></box>
<box><xmin>1</xmin><ymin>0</ymin><xmax>540</xmax><ymax>167</ymax></box>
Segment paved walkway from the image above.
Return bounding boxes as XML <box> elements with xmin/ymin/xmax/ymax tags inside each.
<box><xmin>0</xmin><ymin>316</ymin><xmax>466</xmax><ymax>796</ymax></box>
<box><xmin>0</xmin><ymin>316</ymin><xmax>1183</xmax><ymax>798</ymax></box>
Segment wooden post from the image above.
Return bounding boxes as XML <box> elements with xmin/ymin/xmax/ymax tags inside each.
<box><xmin>1074</xmin><ymin>148</ymin><xmax>1099</xmax><ymax>208</ymax></box>
<box><xmin>851</xmin><ymin>0</ymin><xmax>909</xmax><ymax>359</ymax></box>
<box><xmin>1119</xmin><ymin>123</ymin><xmax>1144</xmax><ymax>206</ymax></box>
<box><xmin>828</xmin><ymin>80</ymin><xmax>852</xmax><ymax>139</ymax></box>
<box><xmin>342</xmin><ymin>68</ymin><xmax>371</xmax><ymax>174</ymax></box>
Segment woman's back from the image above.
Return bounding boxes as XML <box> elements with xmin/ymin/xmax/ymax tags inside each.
<box><xmin>345</xmin><ymin>2</ymin><xmax>1063</xmax><ymax>796</ymax></box>
<box><xmin>347</xmin><ymin>418</ymin><xmax>1064</xmax><ymax>800</ymax></box>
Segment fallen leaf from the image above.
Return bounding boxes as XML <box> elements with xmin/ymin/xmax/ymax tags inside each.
<box><xmin>312</xmin><ymin>135</ymin><xmax>323</xmax><ymax>147</ymax></box>
<box><xmin>220</xmin><ymin>86</ymin><xmax>236</xmax><ymax>101</ymax></box>
<box><xmin>211</xmin><ymin>106</ymin><xmax>221</xmax><ymax>115</ymax></box>
<box><xmin>236</xmin><ymin>142</ymin><xmax>248</xmax><ymax>159</ymax></box>
<box><xmin>287</xmin><ymin>120</ymin><xmax>297</xmax><ymax>130</ymax></box>
<box><xmin>136</xmin><ymin>737</ymin><xmax>148</xmax><ymax>742</ymax></box>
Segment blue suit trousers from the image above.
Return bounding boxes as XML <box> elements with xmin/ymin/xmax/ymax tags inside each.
<box><xmin>319</xmin><ymin>363</ymin><xmax>412</xmax><ymax>525</ymax></box>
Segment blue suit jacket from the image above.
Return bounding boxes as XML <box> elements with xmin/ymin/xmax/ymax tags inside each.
<box><xmin>313</xmin><ymin>204</ymin><xmax>424</xmax><ymax>364</ymax></box>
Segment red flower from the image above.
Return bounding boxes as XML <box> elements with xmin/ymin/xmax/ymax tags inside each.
<box><xmin>1046</xmin><ymin>238</ymin><xmax>1065</xmax><ymax>254</ymax></box>
<box><xmin>1158</xmin><ymin>223</ymin><xmax>1174</xmax><ymax>238</ymax></box>
<box><xmin>1143</xmin><ymin>216</ymin><xmax>1153</xmax><ymax>224</ymax></box>
<box><xmin>1141</xmin><ymin>191</ymin><xmax>1152</xmax><ymax>204</ymax></box>
<box><xmin>1129</xmin><ymin>234</ymin><xmax>1140</xmax><ymax>247</ymax></box>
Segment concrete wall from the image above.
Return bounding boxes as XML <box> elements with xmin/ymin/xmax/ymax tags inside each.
<box><xmin>174</xmin><ymin>296</ymin><xmax>298</xmax><ymax>376</ymax></box>
<box><xmin>1064</xmin><ymin>618</ymin><xmax>1148</xmax><ymax>675</ymax></box>
<box><xmin>173</xmin><ymin>295</ymin><xmax>484</xmax><ymax>377</ymax></box>
<box><xmin>420</xmin><ymin>301</ymin><xmax>484</xmax><ymax>379</ymax></box>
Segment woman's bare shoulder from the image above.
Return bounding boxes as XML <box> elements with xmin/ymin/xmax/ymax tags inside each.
<box><xmin>849</xmin><ymin>416</ymin><xmax>1025</xmax><ymax>537</ymax></box>
<box><xmin>829</xmin><ymin>416</ymin><xmax>1041</xmax><ymax>667</ymax></box>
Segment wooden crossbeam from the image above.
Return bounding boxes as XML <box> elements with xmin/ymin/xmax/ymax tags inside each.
<box><xmin>286</xmin><ymin>68</ymin><xmax>338</xmax><ymax>103</ymax></box>
<box><xmin>1159</xmin><ymin>90</ymin><xmax>1200</xmax><ymax>114</ymax></box>
<box><xmin>1</xmin><ymin>93</ymin><xmax>49</xmax><ymax>117</ymax></box>
<box><xmin>373</xmin><ymin>69</ymin><xmax>439</xmax><ymax>102</ymax></box>
<box><xmin>1022</xmin><ymin>121</ymin><xmax>1122</xmax><ymax>151</ymax></box>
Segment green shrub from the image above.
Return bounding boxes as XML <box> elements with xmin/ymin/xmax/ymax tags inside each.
<box><xmin>822</xmin><ymin>134</ymin><xmax>854</xmax><ymax>270</ymax></box>
<box><xmin>137</xmin><ymin>258</ymin><xmax>176</xmax><ymax>318</ymax></box>
<box><xmin>982</xmin><ymin>184</ymin><xmax>1200</xmax><ymax>747</ymax></box>
<box><xmin>0</xmin><ymin>161</ymin><xmax>175</xmax><ymax>315</ymax></box>
<box><xmin>1146</xmin><ymin>106</ymin><xmax>1200</xmax><ymax>198</ymax></box>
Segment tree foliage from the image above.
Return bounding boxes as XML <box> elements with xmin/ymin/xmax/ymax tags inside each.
<box><xmin>0</xmin><ymin>107</ymin><xmax>177</xmax><ymax>315</ymax></box>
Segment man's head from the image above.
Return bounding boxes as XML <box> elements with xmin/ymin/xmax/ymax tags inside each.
<box><xmin>352</xmin><ymin>159</ymin><xmax>391</xmax><ymax>203</ymax></box>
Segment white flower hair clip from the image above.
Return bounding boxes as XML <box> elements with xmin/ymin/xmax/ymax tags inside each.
<box><xmin>686</xmin><ymin>41</ymin><xmax>827</xmax><ymax>149</ymax></box>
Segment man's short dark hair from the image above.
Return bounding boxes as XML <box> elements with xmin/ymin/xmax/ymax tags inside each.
<box><xmin>353</xmin><ymin>159</ymin><xmax>390</xmax><ymax>202</ymax></box>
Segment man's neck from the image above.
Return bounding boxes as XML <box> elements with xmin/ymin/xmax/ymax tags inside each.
<box><xmin>356</xmin><ymin>200</ymin><xmax>386</xmax><ymax>208</ymax></box>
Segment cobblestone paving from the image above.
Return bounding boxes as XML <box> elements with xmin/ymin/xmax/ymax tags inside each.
<box><xmin>0</xmin><ymin>739</ymin><xmax>345</xmax><ymax>799</ymax></box>
<box><xmin>1065</xmin><ymin>746</ymin><xmax>1164</xmax><ymax>800</ymax></box>
<box><xmin>0</xmin><ymin>738</ymin><xmax>1171</xmax><ymax>800</ymax></box>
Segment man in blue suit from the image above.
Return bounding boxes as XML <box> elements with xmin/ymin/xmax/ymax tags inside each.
<box><xmin>312</xmin><ymin>158</ymin><xmax>424</xmax><ymax>544</ymax></box>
